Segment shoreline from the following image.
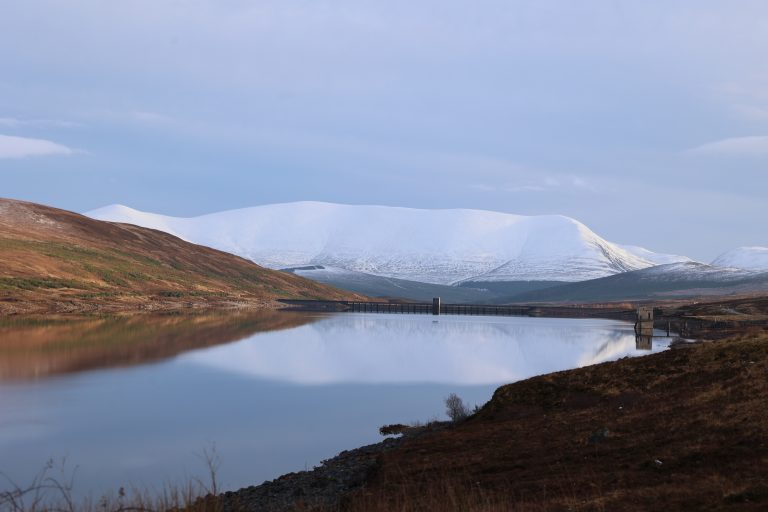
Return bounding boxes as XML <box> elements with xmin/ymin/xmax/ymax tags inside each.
<box><xmin>281</xmin><ymin>295</ymin><xmax>768</xmax><ymax>339</ymax></box>
<box><xmin>0</xmin><ymin>293</ymin><xmax>291</xmax><ymax>317</ymax></box>
<box><xmin>206</xmin><ymin>297</ymin><xmax>768</xmax><ymax>511</ymax></box>
<box><xmin>207</xmin><ymin>327</ymin><xmax>768</xmax><ymax>511</ymax></box>
<box><xmin>2</xmin><ymin>295</ymin><xmax>766</xmax><ymax>510</ymax></box>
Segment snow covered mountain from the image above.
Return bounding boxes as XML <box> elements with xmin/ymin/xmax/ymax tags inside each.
<box><xmin>627</xmin><ymin>261</ymin><xmax>758</xmax><ymax>281</ymax></box>
<box><xmin>711</xmin><ymin>247</ymin><xmax>768</xmax><ymax>272</ymax></box>
<box><xmin>509</xmin><ymin>262</ymin><xmax>768</xmax><ymax>303</ymax></box>
<box><xmin>618</xmin><ymin>245</ymin><xmax>694</xmax><ymax>265</ymax></box>
<box><xmin>86</xmin><ymin>202</ymin><xmax>688</xmax><ymax>285</ymax></box>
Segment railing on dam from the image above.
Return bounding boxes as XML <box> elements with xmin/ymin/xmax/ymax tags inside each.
<box><xmin>346</xmin><ymin>300</ymin><xmax>532</xmax><ymax>316</ymax></box>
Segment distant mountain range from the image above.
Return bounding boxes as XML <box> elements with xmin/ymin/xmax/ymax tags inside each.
<box><xmin>508</xmin><ymin>262</ymin><xmax>768</xmax><ymax>303</ymax></box>
<box><xmin>87</xmin><ymin>202</ymin><xmax>768</xmax><ymax>303</ymax></box>
<box><xmin>711</xmin><ymin>247</ymin><xmax>768</xmax><ymax>272</ymax></box>
<box><xmin>87</xmin><ymin>202</ymin><xmax>690</xmax><ymax>282</ymax></box>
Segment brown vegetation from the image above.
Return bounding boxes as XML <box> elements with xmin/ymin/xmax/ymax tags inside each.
<box><xmin>656</xmin><ymin>296</ymin><xmax>768</xmax><ymax>338</ymax></box>
<box><xmin>336</xmin><ymin>331</ymin><xmax>768</xmax><ymax>511</ymax></box>
<box><xmin>0</xmin><ymin>198</ymin><xmax>364</xmax><ymax>315</ymax></box>
<box><xmin>0</xmin><ymin>447</ymin><xmax>226</xmax><ymax>512</ymax></box>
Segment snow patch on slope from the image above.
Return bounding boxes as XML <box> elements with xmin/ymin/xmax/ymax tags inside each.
<box><xmin>463</xmin><ymin>217</ymin><xmax>651</xmax><ymax>282</ymax></box>
<box><xmin>711</xmin><ymin>247</ymin><xmax>768</xmax><ymax>272</ymax></box>
<box><xmin>634</xmin><ymin>261</ymin><xmax>758</xmax><ymax>281</ymax></box>
<box><xmin>618</xmin><ymin>245</ymin><xmax>694</xmax><ymax>265</ymax></box>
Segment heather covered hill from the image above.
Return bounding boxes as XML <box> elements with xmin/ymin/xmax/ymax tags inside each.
<box><xmin>337</xmin><ymin>332</ymin><xmax>768</xmax><ymax>511</ymax></box>
<box><xmin>0</xmin><ymin>198</ymin><xmax>363</xmax><ymax>314</ymax></box>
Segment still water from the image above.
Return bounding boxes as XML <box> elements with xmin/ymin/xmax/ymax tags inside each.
<box><xmin>0</xmin><ymin>312</ymin><xmax>669</xmax><ymax>498</ymax></box>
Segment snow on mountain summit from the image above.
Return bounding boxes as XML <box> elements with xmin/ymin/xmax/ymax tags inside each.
<box><xmin>711</xmin><ymin>247</ymin><xmax>768</xmax><ymax>272</ymax></box>
<box><xmin>86</xmin><ymin>204</ymin><xmax>187</xmax><ymax>241</ymax></box>
<box><xmin>86</xmin><ymin>202</ymin><xmax>675</xmax><ymax>284</ymax></box>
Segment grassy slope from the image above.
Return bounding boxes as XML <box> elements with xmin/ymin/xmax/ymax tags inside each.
<box><xmin>341</xmin><ymin>332</ymin><xmax>768</xmax><ymax>511</ymax></box>
<box><xmin>0</xmin><ymin>198</ymin><xmax>363</xmax><ymax>314</ymax></box>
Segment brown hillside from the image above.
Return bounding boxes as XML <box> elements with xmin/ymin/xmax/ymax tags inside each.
<box><xmin>338</xmin><ymin>333</ymin><xmax>768</xmax><ymax>511</ymax></box>
<box><xmin>0</xmin><ymin>198</ymin><xmax>363</xmax><ymax>314</ymax></box>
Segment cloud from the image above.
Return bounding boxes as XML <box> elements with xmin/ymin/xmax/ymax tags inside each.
<box><xmin>502</xmin><ymin>184</ymin><xmax>547</xmax><ymax>193</ymax></box>
<box><xmin>82</xmin><ymin>110</ymin><xmax>176</xmax><ymax>129</ymax></box>
<box><xmin>0</xmin><ymin>117</ymin><xmax>80</xmax><ymax>128</ymax></box>
<box><xmin>686</xmin><ymin>136</ymin><xmax>768</xmax><ymax>156</ymax></box>
<box><xmin>129</xmin><ymin>111</ymin><xmax>173</xmax><ymax>124</ymax></box>
<box><xmin>731</xmin><ymin>104</ymin><xmax>768</xmax><ymax>121</ymax></box>
<box><xmin>471</xmin><ymin>175</ymin><xmax>595</xmax><ymax>194</ymax></box>
<box><xmin>471</xmin><ymin>183</ymin><xmax>544</xmax><ymax>193</ymax></box>
<box><xmin>714</xmin><ymin>78</ymin><xmax>768</xmax><ymax>121</ymax></box>
<box><xmin>0</xmin><ymin>134</ymin><xmax>74</xmax><ymax>159</ymax></box>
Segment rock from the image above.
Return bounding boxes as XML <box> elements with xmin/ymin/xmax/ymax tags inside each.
<box><xmin>210</xmin><ymin>439</ymin><xmax>399</xmax><ymax>511</ymax></box>
<box><xmin>209</xmin><ymin>422</ymin><xmax>451</xmax><ymax>511</ymax></box>
<box><xmin>587</xmin><ymin>428</ymin><xmax>610</xmax><ymax>444</ymax></box>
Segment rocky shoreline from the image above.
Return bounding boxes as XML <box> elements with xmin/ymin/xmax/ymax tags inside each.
<box><xmin>200</xmin><ymin>324</ymin><xmax>768</xmax><ymax>511</ymax></box>
<box><xmin>210</xmin><ymin>424</ymin><xmax>449</xmax><ymax>512</ymax></box>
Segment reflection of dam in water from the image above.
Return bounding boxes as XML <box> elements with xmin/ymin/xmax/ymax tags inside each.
<box><xmin>636</xmin><ymin>333</ymin><xmax>653</xmax><ymax>350</ymax></box>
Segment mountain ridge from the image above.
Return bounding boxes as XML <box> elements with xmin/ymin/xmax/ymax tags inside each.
<box><xmin>712</xmin><ymin>246</ymin><xmax>768</xmax><ymax>271</ymax></box>
<box><xmin>87</xmin><ymin>202</ymin><xmax>690</xmax><ymax>285</ymax></box>
<box><xmin>504</xmin><ymin>261</ymin><xmax>768</xmax><ymax>303</ymax></box>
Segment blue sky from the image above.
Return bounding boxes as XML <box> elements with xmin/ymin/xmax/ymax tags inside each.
<box><xmin>1</xmin><ymin>0</ymin><xmax>767</xmax><ymax>261</ymax></box>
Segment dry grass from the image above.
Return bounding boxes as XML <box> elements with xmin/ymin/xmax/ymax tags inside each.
<box><xmin>0</xmin><ymin>455</ymin><xmax>220</xmax><ymax>512</ymax></box>
<box><xmin>330</xmin><ymin>468</ymin><xmax>616</xmax><ymax>512</ymax></box>
<box><xmin>334</xmin><ymin>331</ymin><xmax>768</xmax><ymax>511</ymax></box>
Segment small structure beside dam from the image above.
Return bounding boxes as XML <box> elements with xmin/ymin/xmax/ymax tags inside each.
<box><xmin>635</xmin><ymin>306</ymin><xmax>655</xmax><ymax>350</ymax></box>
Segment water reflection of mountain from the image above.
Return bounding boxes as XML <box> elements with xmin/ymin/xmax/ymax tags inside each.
<box><xmin>0</xmin><ymin>311</ymin><xmax>314</xmax><ymax>381</ymax></box>
<box><xmin>578</xmin><ymin>334</ymin><xmax>638</xmax><ymax>367</ymax></box>
<box><xmin>2</xmin><ymin>313</ymin><xmax>668</xmax><ymax>385</ymax></box>
<box><xmin>314</xmin><ymin>315</ymin><xmax>625</xmax><ymax>344</ymax></box>
<box><xmin>186</xmin><ymin>315</ymin><xmax>666</xmax><ymax>385</ymax></box>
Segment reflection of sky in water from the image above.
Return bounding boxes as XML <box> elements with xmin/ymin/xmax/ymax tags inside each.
<box><xmin>181</xmin><ymin>314</ymin><xmax>668</xmax><ymax>385</ymax></box>
<box><xmin>0</xmin><ymin>314</ymin><xmax>668</xmax><ymax>500</ymax></box>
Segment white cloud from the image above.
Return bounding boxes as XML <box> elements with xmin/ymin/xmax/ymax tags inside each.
<box><xmin>0</xmin><ymin>134</ymin><xmax>74</xmax><ymax>159</ymax></box>
<box><xmin>502</xmin><ymin>184</ymin><xmax>547</xmax><ymax>193</ymax></box>
<box><xmin>471</xmin><ymin>183</ymin><xmax>545</xmax><ymax>193</ymax></box>
<box><xmin>712</xmin><ymin>78</ymin><xmax>768</xmax><ymax>121</ymax></box>
<box><xmin>0</xmin><ymin>117</ymin><xmax>80</xmax><ymax>128</ymax></box>
<box><xmin>731</xmin><ymin>104</ymin><xmax>768</xmax><ymax>121</ymax></box>
<box><xmin>687</xmin><ymin>136</ymin><xmax>768</xmax><ymax>156</ymax></box>
<box><xmin>471</xmin><ymin>175</ymin><xmax>595</xmax><ymax>194</ymax></box>
<box><xmin>129</xmin><ymin>111</ymin><xmax>173</xmax><ymax>124</ymax></box>
<box><xmin>84</xmin><ymin>110</ymin><xmax>176</xmax><ymax>127</ymax></box>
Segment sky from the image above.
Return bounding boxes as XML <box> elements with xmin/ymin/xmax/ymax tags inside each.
<box><xmin>1</xmin><ymin>0</ymin><xmax>767</xmax><ymax>261</ymax></box>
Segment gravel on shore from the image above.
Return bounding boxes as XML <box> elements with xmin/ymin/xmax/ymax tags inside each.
<box><xmin>210</xmin><ymin>423</ymin><xmax>449</xmax><ymax>512</ymax></box>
